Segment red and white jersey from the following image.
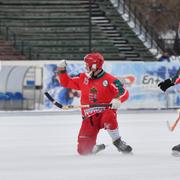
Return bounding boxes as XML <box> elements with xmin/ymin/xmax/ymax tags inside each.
<box><xmin>57</xmin><ymin>70</ymin><xmax>129</xmax><ymax>117</ymax></box>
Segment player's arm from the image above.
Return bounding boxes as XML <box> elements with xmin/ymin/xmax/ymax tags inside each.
<box><xmin>158</xmin><ymin>67</ymin><xmax>180</xmax><ymax>92</ymax></box>
<box><xmin>56</xmin><ymin>60</ymin><xmax>80</xmax><ymax>90</ymax></box>
<box><xmin>110</xmin><ymin>79</ymin><xmax>129</xmax><ymax>109</ymax></box>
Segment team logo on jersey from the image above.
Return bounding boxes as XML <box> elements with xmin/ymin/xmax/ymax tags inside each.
<box><xmin>89</xmin><ymin>87</ymin><xmax>98</xmax><ymax>102</ymax></box>
<box><xmin>90</xmin><ymin>87</ymin><xmax>98</xmax><ymax>93</ymax></box>
<box><xmin>103</xmin><ymin>80</ymin><xmax>108</xmax><ymax>87</ymax></box>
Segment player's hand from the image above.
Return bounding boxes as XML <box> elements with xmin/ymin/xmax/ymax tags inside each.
<box><xmin>110</xmin><ymin>98</ymin><xmax>121</xmax><ymax>109</ymax></box>
<box><xmin>58</xmin><ymin>60</ymin><xmax>67</xmax><ymax>69</ymax></box>
<box><xmin>158</xmin><ymin>79</ymin><xmax>174</xmax><ymax>92</ymax></box>
<box><xmin>56</xmin><ymin>60</ymin><xmax>67</xmax><ymax>73</ymax></box>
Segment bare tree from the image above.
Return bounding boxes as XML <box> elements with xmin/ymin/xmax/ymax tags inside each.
<box><xmin>129</xmin><ymin>0</ymin><xmax>180</xmax><ymax>33</ymax></box>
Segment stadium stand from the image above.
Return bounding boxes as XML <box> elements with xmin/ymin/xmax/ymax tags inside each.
<box><xmin>0</xmin><ymin>38</ymin><xmax>26</xmax><ymax>60</ymax></box>
<box><xmin>0</xmin><ymin>0</ymin><xmax>156</xmax><ymax>60</ymax></box>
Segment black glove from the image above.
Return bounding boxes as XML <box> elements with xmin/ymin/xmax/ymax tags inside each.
<box><xmin>158</xmin><ymin>79</ymin><xmax>175</xmax><ymax>92</ymax></box>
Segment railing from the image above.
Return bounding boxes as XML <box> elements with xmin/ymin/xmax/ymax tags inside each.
<box><xmin>89</xmin><ymin>0</ymin><xmax>92</xmax><ymax>52</ymax></box>
<box><xmin>112</xmin><ymin>0</ymin><xmax>180</xmax><ymax>55</ymax></box>
<box><xmin>112</xmin><ymin>0</ymin><xmax>160</xmax><ymax>54</ymax></box>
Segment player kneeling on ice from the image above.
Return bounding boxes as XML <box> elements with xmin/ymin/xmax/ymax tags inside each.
<box><xmin>56</xmin><ymin>52</ymin><xmax>132</xmax><ymax>155</ymax></box>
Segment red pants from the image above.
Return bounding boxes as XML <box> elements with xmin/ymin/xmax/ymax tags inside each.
<box><xmin>77</xmin><ymin>109</ymin><xmax>118</xmax><ymax>155</ymax></box>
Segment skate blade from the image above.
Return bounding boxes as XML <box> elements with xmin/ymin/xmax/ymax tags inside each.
<box><xmin>121</xmin><ymin>151</ymin><xmax>134</xmax><ymax>155</ymax></box>
<box><xmin>119</xmin><ymin>148</ymin><xmax>133</xmax><ymax>155</ymax></box>
<box><xmin>172</xmin><ymin>150</ymin><xmax>180</xmax><ymax>157</ymax></box>
<box><xmin>92</xmin><ymin>144</ymin><xmax>107</xmax><ymax>154</ymax></box>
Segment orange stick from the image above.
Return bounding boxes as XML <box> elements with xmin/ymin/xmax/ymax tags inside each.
<box><xmin>167</xmin><ymin>110</ymin><xmax>180</xmax><ymax>131</ymax></box>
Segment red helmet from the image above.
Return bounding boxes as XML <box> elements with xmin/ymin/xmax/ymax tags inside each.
<box><xmin>84</xmin><ymin>52</ymin><xmax>104</xmax><ymax>70</ymax></box>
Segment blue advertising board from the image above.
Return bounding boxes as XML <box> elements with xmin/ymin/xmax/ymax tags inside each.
<box><xmin>44</xmin><ymin>62</ymin><xmax>179</xmax><ymax>110</ymax></box>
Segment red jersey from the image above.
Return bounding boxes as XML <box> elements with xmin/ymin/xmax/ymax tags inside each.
<box><xmin>57</xmin><ymin>70</ymin><xmax>129</xmax><ymax>117</ymax></box>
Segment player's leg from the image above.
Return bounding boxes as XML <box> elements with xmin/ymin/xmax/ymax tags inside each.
<box><xmin>101</xmin><ymin>109</ymin><xmax>132</xmax><ymax>153</ymax></box>
<box><xmin>77</xmin><ymin>116</ymin><xmax>105</xmax><ymax>155</ymax></box>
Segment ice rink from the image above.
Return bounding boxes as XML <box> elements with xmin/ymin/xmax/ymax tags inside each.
<box><xmin>0</xmin><ymin>110</ymin><xmax>180</xmax><ymax>180</ymax></box>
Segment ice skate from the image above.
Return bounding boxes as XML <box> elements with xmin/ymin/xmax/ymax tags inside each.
<box><xmin>172</xmin><ymin>144</ymin><xmax>180</xmax><ymax>156</ymax></box>
<box><xmin>113</xmin><ymin>138</ymin><xmax>132</xmax><ymax>153</ymax></box>
<box><xmin>92</xmin><ymin>144</ymin><xmax>106</xmax><ymax>154</ymax></box>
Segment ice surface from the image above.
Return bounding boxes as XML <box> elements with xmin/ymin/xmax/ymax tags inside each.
<box><xmin>0</xmin><ymin>110</ymin><xmax>180</xmax><ymax>180</ymax></box>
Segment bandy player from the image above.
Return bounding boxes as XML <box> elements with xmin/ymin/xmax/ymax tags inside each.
<box><xmin>56</xmin><ymin>52</ymin><xmax>132</xmax><ymax>155</ymax></box>
<box><xmin>158</xmin><ymin>67</ymin><xmax>180</xmax><ymax>154</ymax></box>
